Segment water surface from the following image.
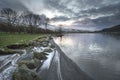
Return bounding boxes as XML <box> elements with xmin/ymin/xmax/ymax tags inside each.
<box><xmin>54</xmin><ymin>33</ymin><xmax>120</xmax><ymax>80</ymax></box>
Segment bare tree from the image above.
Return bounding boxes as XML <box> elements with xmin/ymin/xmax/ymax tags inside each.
<box><xmin>45</xmin><ymin>18</ymin><xmax>50</xmax><ymax>30</ymax></box>
<box><xmin>22</xmin><ymin>13</ymin><xmax>41</xmax><ymax>27</ymax></box>
<box><xmin>58</xmin><ymin>26</ymin><xmax>62</xmax><ymax>33</ymax></box>
<box><xmin>22</xmin><ymin>13</ymin><xmax>41</xmax><ymax>33</ymax></box>
<box><xmin>33</xmin><ymin>14</ymin><xmax>41</xmax><ymax>27</ymax></box>
<box><xmin>1</xmin><ymin>8</ymin><xmax>17</xmax><ymax>24</ymax></box>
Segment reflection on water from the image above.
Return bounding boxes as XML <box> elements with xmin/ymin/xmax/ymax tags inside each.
<box><xmin>54</xmin><ymin>33</ymin><xmax>120</xmax><ymax>80</ymax></box>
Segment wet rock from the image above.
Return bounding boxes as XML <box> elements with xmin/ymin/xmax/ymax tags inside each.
<box><xmin>33</xmin><ymin>52</ymin><xmax>47</xmax><ymax>60</ymax></box>
<box><xmin>7</xmin><ymin>43</ymin><xmax>30</xmax><ymax>49</ymax></box>
<box><xmin>0</xmin><ymin>48</ymin><xmax>23</xmax><ymax>55</ymax></box>
<box><xmin>43</xmin><ymin>48</ymin><xmax>52</xmax><ymax>53</ymax></box>
<box><xmin>41</xmin><ymin>41</ymin><xmax>49</xmax><ymax>47</ymax></box>
<box><xmin>36</xmin><ymin>39</ymin><xmax>45</xmax><ymax>42</ymax></box>
<box><xmin>34</xmin><ymin>58</ymin><xmax>41</xmax><ymax>67</ymax></box>
<box><xmin>13</xmin><ymin>65</ymin><xmax>41</xmax><ymax>80</ymax></box>
<box><xmin>35</xmin><ymin>37</ymin><xmax>46</xmax><ymax>42</ymax></box>
<box><xmin>18</xmin><ymin>60</ymin><xmax>38</xmax><ymax>69</ymax></box>
<box><xmin>50</xmin><ymin>44</ymin><xmax>55</xmax><ymax>48</ymax></box>
<box><xmin>48</xmin><ymin>36</ymin><xmax>53</xmax><ymax>39</ymax></box>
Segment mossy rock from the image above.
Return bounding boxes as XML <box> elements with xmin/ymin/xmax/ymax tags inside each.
<box><xmin>7</xmin><ymin>43</ymin><xmax>30</xmax><ymax>49</ymax></box>
<box><xmin>18</xmin><ymin>59</ymin><xmax>41</xmax><ymax>69</ymax></box>
<box><xmin>48</xmin><ymin>36</ymin><xmax>53</xmax><ymax>39</ymax></box>
<box><xmin>0</xmin><ymin>48</ymin><xmax>23</xmax><ymax>55</ymax></box>
<box><xmin>28</xmin><ymin>42</ymin><xmax>35</xmax><ymax>46</ymax></box>
<box><xmin>34</xmin><ymin>58</ymin><xmax>41</xmax><ymax>67</ymax></box>
<box><xmin>35</xmin><ymin>37</ymin><xmax>46</xmax><ymax>42</ymax></box>
<box><xmin>13</xmin><ymin>65</ymin><xmax>41</xmax><ymax>80</ymax></box>
<box><xmin>41</xmin><ymin>41</ymin><xmax>49</xmax><ymax>47</ymax></box>
<box><xmin>43</xmin><ymin>48</ymin><xmax>52</xmax><ymax>53</ymax></box>
<box><xmin>33</xmin><ymin>52</ymin><xmax>47</xmax><ymax>60</ymax></box>
<box><xmin>50</xmin><ymin>44</ymin><xmax>55</xmax><ymax>48</ymax></box>
<box><xmin>36</xmin><ymin>38</ymin><xmax>46</xmax><ymax>42</ymax></box>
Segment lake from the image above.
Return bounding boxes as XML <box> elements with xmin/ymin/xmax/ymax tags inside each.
<box><xmin>54</xmin><ymin>33</ymin><xmax>120</xmax><ymax>80</ymax></box>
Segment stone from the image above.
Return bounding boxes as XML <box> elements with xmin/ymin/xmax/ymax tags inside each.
<box><xmin>33</xmin><ymin>52</ymin><xmax>47</xmax><ymax>60</ymax></box>
<box><xmin>13</xmin><ymin>65</ymin><xmax>41</xmax><ymax>80</ymax></box>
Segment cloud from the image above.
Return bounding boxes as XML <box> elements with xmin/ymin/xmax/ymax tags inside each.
<box><xmin>79</xmin><ymin>2</ymin><xmax>120</xmax><ymax>18</ymax></box>
<box><xmin>51</xmin><ymin>16</ymin><xmax>70</xmax><ymax>21</ymax></box>
<box><xmin>0</xmin><ymin>0</ymin><xmax>120</xmax><ymax>30</ymax></box>
<box><xmin>0</xmin><ymin>0</ymin><xmax>28</xmax><ymax>11</ymax></box>
<box><xmin>1</xmin><ymin>0</ymin><xmax>120</xmax><ymax>19</ymax></box>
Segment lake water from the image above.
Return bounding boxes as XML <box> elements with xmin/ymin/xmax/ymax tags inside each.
<box><xmin>54</xmin><ymin>33</ymin><xmax>120</xmax><ymax>80</ymax></box>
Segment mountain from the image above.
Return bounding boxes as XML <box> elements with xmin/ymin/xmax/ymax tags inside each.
<box><xmin>100</xmin><ymin>25</ymin><xmax>120</xmax><ymax>32</ymax></box>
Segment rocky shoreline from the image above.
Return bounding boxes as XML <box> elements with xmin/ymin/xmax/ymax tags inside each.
<box><xmin>0</xmin><ymin>36</ymin><xmax>55</xmax><ymax>80</ymax></box>
<box><xmin>0</xmin><ymin>36</ymin><xmax>93</xmax><ymax>80</ymax></box>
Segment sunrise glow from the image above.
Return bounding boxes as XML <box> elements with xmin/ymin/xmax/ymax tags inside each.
<box><xmin>50</xmin><ymin>20</ymin><xmax>75</xmax><ymax>26</ymax></box>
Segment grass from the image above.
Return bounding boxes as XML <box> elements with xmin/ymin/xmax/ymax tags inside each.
<box><xmin>0</xmin><ymin>32</ymin><xmax>46</xmax><ymax>48</ymax></box>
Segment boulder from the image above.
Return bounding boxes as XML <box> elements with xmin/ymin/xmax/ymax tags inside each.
<box><xmin>0</xmin><ymin>48</ymin><xmax>23</xmax><ymax>55</ymax></box>
<box><xmin>43</xmin><ymin>48</ymin><xmax>52</xmax><ymax>53</ymax></box>
<box><xmin>13</xmin><ymin>65</ymin><xmax>41</xmax><ymax>80</ymax></box>
<box><xmin>33</xmin><ymin>52</ymin><xmax>47</xmax><ymax>60</ymax></box>
<box><xmin>7</xmin><ymin>43</ymin><xmax>29</xmax><ymax>49</ymax></box>
<box><xmin>50</xmin><ymin>44</ymin><xmax>55</xmax><ymax>48</ymax></box>
<box><xmin>41</xmin><ymin>41</ymin><xmax>49</xmax><ymax>47</ymax></box>
<box><xmin>18</xmin><ymin>60</ymin><xmax>38</xmax><ymax>69</ymax></box>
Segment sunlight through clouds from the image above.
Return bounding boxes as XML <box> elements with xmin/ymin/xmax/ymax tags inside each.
<box><xmin>0</xmin><ymin>0</ymin><xmax>120</xmax><ymax>30</ymax></box>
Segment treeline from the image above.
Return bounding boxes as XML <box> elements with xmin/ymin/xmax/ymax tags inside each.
<box><xmin>0</xmin><ymin>8</ymin><xmax>53</xmax><ymax>33</ymax></box>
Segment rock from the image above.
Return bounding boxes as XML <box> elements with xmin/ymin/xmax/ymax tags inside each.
<box><xmin>48</xmin><ymin>36</ymin><xmax>53</xmax><ymax>39</ymax></box>
<box><xmin>50</xmin><ymin>44</ymin><xmax>55</xmax><ymax>48</ymax></box>
<box><xmin>7</xmin><ymin>43</ymin><xmax>29</xmax><ymax>49</ymax></box>
<box><xmin>41</xmin><ymin>42</ymin><xmax>49</xmax><ymax>47</ymax></box>
<box><xmin>33</xmin><ymin>52</ymin><xmax>47</xmax><ymax>60</ymax></box>
<box><xmin>43</xmin><ymin>48</ymin><xmax>52</xmax><ymax>53</ymax></box>
<box><xmin>34</xmin><ymin>58</ymin><xmax>41</xmax><ymax>67</ymax></box>
<box><xmin>35</xmin><ymin>37</ymin><xmax>46</xmax><ymax>42</ymax></box>
<box><xmin>18</xmin><ymin>60</ymin><xmax>37</xmax><ymax>69</ymax></box>
<box><xmin>0</xmin><ymin>48</ymin><xmax>23</xmax><ymax>55</ymax></box>
<box><xmin>13</xmin><ymin>65</ymin><xmax>41</xmax><ymax>80</ymax></box>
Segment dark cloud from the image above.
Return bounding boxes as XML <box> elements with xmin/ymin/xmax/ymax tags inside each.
<box><xmin>51</xmin><ymin>16</ymin><xmax>70</xmax><ymax>21</ymax></box>
<box><xmin>1</xmin><ymin>0</ymin><xmax>120</xmax><ymax>18</ymax></box>
<box><xmin>0</xmin><ymin>0</ymin><xmax>120</xmax><ymax>30</ymax></box>
<box><xmin>43</xmin><ymin>0</ymin><xmax>75</xmax><ymax>17</ymax></box>
<box><xmin>0</xmin><ymin>0</ymin><xmax>28</xmax><ymax>11</ymax></box>
<box><xmin>72</xmin><ymin>14</ymin><xmax>120</xmax><ymax>30</ymax></box>
<box><xmin>80</xmin><ymin>2</ymin><xmax>120</xmax><ymax>17</ymax></box>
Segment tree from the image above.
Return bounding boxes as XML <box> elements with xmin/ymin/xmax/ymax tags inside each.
<box><xmin>45</xmin><ymin>18</ymin><xmax>49</xmax><ymax>30</ymax></box>
<box><xmin>22</xmin><ymin>13</ymin><xmax>41</xmax><ymax>27</ymax></box>
<box><xmin>58</xmin><ymin>26</ymin><xmax>62</xmax><ymax>33</ymax></box>
<box><xmin>33</xmin><ymin>14</ymin><xmax>41</xmax><ymax>27</ymax></box>
<box><xmin>22</xmin><ymin>13</ymin><xmax>41</xmax><ymax>33</ymax></box>
<box><xmin>1</xmin><ymin>8</ymin><xmax>17</xmax><ymax>24</ymax></box>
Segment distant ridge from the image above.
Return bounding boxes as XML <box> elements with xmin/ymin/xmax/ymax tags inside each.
<box><xmin>100</xmin><ymin>25</ymin><xmax>120</xmax><ymax>32</ymax></box>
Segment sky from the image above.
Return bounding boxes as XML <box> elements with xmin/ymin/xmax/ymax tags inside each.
<box><xmin>0</xmin><ymin>0</ymin><xmax>120</xmax><ymax>31</ymax></box>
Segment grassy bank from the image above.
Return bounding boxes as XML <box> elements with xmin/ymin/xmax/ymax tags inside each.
<box><xmin>0</xmin><ymin>32</ymin><xmax>46</xmax><ymax>48</ymax></box>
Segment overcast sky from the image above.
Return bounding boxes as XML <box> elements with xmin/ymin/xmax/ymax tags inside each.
<box><xmin>0</xmin><ymin>0</ymin><xmax>120</xmax><ymax>30</ymax></box>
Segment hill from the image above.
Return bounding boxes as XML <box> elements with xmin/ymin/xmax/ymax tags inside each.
<box><xmin>100</xmin><ymin>25</ymin><xmax>120</xmax><ymax>32</ymax></box>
